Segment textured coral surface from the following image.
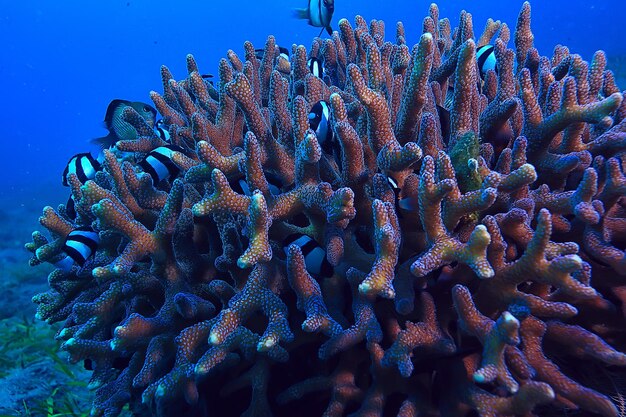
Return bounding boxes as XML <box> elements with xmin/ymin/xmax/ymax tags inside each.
<box><xmin>27</xmin><ymin>2</ymin><xmax>626</xmax><ymax>416</ymax></box>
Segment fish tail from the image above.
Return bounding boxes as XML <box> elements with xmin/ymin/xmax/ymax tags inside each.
<box><xmin>399</xmin><ymin>197</ymin><xmax>419</xmax><ymax>212</ymax></box>
<box><xmin>90</xmin><ymin>132</ymin><xmax>117</xmax><ymax>149</ymax></box>
<box><xmin>292</xmin><ymin>8</ymin><xmax>309</xmax><ymax>20</ymax></box>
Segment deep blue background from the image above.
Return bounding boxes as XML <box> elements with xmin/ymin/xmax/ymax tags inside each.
<box><xmin>1</xmin><ymin>0</ymin><xmax>624</xmax><ymax>206</ymax></box>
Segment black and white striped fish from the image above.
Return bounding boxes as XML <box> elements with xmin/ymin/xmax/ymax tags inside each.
<box><xmin>229</xmin><ymin>173</ymin><xmax>282</xmax><ymax>196</ymax></box>
<box><xmin>386</xmin><ymin>175</ymin><xmax>418</xmax><ymax>218</ymax></box>
<box><xmin>138</xmin><ymin>145</ymin><xmax>184</xmax><ymax>184</ymax></box>
<box><xmin>443</xmin><ymin>45</ymin><xmax>496</xmax><ymax>110</ymax></box>
<box><xmin>293</xmin><ymin>0</ymin><xmax>334</xmax><ymax>36</ymax></box>
<box><xmin>308</xmin><ymin>101</ymin><xmax>343</xmax><ymax>165</ymax></box>
<box><xmin>476</xmin><ymin>44</ymin><xmax>497</xmax><ymax>80</ymax></box>
<box><xmin>62</xmin><ymin>153</ymin><xmax>102</xmax><ymax>186</ymax></box>
<box><xmin>308</xmin><ymin>101</ymin><xmax>333</xmax><ymax>152</ymax></box>
<box><xmin>283</xmin><ymin>233</ymin><xmax>333</xmax><ymax>278</ymax></box>
<box><xmin>154</xmin><ymin>119</ymin><xmax>170</xmax><ymax>142</ymax></box>
<box><xmin>307</xmin><ymin>57</ymin><xmax>324</xmax><ymax>78</ymax></box>
<box><xmin>386</xmin><ymin>175</ymin><xmax>402</xmax><ymax>218</ymax></box>
<box><xmin>54</xmin><ymin>226</ymin><xmax>100</xmax><ymax>271</ymax></box>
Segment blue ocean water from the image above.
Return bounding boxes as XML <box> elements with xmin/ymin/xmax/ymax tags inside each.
<box><xmin>1</xmin><ymin>0</ymin><xmax>624</xmax><ymax>205</ymax></box>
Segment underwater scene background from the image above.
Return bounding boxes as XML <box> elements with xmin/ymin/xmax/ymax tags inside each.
<box><xmin>1</xmin><ymin>0</ymin><xmax>626</xmax><ymax>416</ymax></box>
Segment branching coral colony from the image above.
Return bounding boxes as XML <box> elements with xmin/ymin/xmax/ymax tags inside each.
<box><xmin>26</xmin><ymin>2</ymin><xmax>626</xmax><ymax>417</ymax></box>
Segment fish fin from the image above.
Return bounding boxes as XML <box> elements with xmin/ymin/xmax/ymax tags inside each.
<box><xmin>326</xmin><ymin>25</ymin><xmax>333</xmax><ymax>36</ymax></box>
<box><xmin>318</xmin><ymin>27</ymin><xmax>325</xmax><ymax>37</ymax></box>
<box><xmin>292</xmin><ymin>8</ymin><xmax>309</xmax><ymax>20</ymax></box>
<box><xmin>399</xmin><ymin>197</ymin><xmax>419</xmax><ymax>212</ymax></box>
<box><xmin>90</xmin><ymin>132</ymin><xmax>118</xmax><ymax>149</ymax></box>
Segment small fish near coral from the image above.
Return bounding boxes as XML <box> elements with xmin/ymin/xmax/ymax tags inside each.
<box><xmin>293</xmin><ymin>0</ymin><xmax>334</xmax><ymax>36</ymax></box>
<box><xmin>154</xmin><ymin>119</ymin><xmax>171</xmax><ymax>142</ymax></box>
<box><xmin>283</xmin><ymin>233</ymin><xmax>334</xmax><ymax>278</ymax></box>
<box><xmin>26</xmin><ymin>2</ymin><xmax>626</xmax><ymax>417</ymax></box>
<box><xmin>444</xmin><ymin>43</ymin><xmax>498</xmax><ymax>109</ymax></box>
<box><xmin>307</xmin><ymin>56</ymin><xmax>324</xmax><ymax>78</ymax></box>
<box><xmin>308</xmin><ymin>100</ymin><xmax>333</xmax><ymax>152</ymax></box>
<box><xmin>53</xmin><ymin>226</ymin><xmax>100</xmax><ymax>272</ymax></box>
<box><xmin>92</xmin><ymin>99</ymin><xmax>157</xmax><ymax>148</ymax></box>
<box><xmin>61</xmin><ymin>152</ymin><xmax>103</xmax><ymax>219</ymax></box>
<box><xmin>476</xmin><ymin>44</ymin><xmax>497</xmax><ymax>79</ymax></box>
<box><xmin>61</xmin><ymin>152</ymin><xmax>102</xmax><ymax>186</ymax></box>
<box><xmin>138</xmin><ymin>144</ymin><xmax>185</xmax><ymax>184</ymax></box>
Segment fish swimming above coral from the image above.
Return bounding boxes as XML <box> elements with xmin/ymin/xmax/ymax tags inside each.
<box><xmin>26</xmin><ymin>2</ymin><xmax>626</xmax><ymax>417</ymax></box>
<box><xmin>91</xmin><ymin>99</ymin><xmax>157</xmax><ymax>148</ymax></box>
<box><xmin>293</xmin><ymin>0</ymin><xmax>334</xmax><ymax>36</ymax></box>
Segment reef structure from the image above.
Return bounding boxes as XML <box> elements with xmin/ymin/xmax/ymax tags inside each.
<box><xmin>27</xmin><ymin>2</ymin><xmax>626</xmax><ymax>417</ymax></box>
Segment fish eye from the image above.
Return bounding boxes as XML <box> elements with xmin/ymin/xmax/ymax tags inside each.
<box><xmin>143</xmin><ymin>105</ymin><xmax>151</xmax><ymax>112</ymax></box>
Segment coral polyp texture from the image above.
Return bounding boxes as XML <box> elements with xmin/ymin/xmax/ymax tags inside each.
<box><xmin>27</xmin><ymin>2</ymin><xmax>626</xmax><ymax>417</ymax></box>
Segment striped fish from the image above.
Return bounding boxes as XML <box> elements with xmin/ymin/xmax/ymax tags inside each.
<box><xmin>386</xmin><ymin>175</ymin><xmax>402</xmax><ymax>218</ymax></box>
<box><xmin>308</xmin><ymin>101</ymin><xmax>332</xmax><ymax>150</ymax></box>
<box><xmin>229</xmin><ymin>174</ymin><xmax>282</xmax><ymax>196</ymax></box>
<box><xmin>154</xmin><ymin>119</ymin><xmax>171</xmax><ymax>142</ymax></box>
<box><xmin>307</xmin><ymin>57</ymin><xmax>324</xmax><ymax>78</ymax></box>
<box><xmin>62</xmin><ymin>153</ymin><xmax>102</xmax><ymax>186</ymax></box>
<box><xmin>386</xmin><ymin>175</ymin><xmax>418</xmax><ymax>218</ymax></box>
<box><xmin>443</xmin><ymin>45</ymin><xmax>495</xmax><ymax>110</ymax></box>
<box><xmin>293</xmin><ymin>0</ymin><xmax>334</xmax><ymax>36</ymax></box>
<box><xmin>476</xmin><ymin>44</ymin><xmax>497</xmax><ymax>80</ymax></box>
<box><xmin>54</xmin><ymin>226</ymin><xmax>100</xmax><ymax>271</ymax></box>
<box><xmin>309</xmin><ymin>100</ymin><xmax>343</xmax><ymax>164</ymax></box>
<box><xmin>283</xmin><ymin>233</ymin><xmax>333</xmax><ymax>278</ymax></box>
<box><xmin>138</xmin><ymin>145</ymin><xmax>184</xmax><ymax>184</ymax></box>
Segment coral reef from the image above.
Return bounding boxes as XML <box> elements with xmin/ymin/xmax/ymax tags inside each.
<box><xmin>27</xmin><ymin>2</ymin><xmax>626</xmax><ymax>416</ymax></box>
